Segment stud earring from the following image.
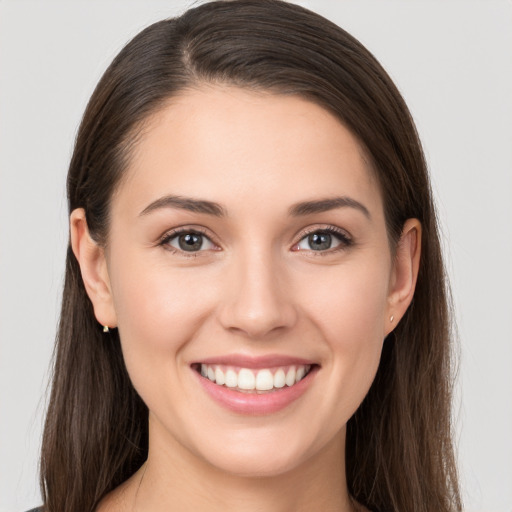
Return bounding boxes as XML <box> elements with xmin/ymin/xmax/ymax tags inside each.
<box><xmin>103</xmin><ymin>325</ymin><xmax>110</xmax><ymax>333</ymax></box>
<box><xmin>390</xmin><ymin>315</ymin><xmax>394</xmax><ymax>323</ymax></box>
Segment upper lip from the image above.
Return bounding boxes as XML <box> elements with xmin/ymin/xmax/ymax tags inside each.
<box><xmin>192</xmin><ymin>354</ymin><xmax>317</xmax><ymax>369</ymax></box>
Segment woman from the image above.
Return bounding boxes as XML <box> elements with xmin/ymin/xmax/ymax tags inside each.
<box><xmin>33</xmin><ymin>1</ymin><xmax>461</xmax><ymax>511</ymax></box>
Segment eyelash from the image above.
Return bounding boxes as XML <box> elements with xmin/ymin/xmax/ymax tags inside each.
<box><xmin>295</xmin><ymin>226</ymin><xmax>353</xmax><ymax>256</ymax></box>
<box><xmin>158</xmin><ymin>225</ymin><xmax>353</xmax><ymax>258</ymax></box>
<box><xmin>158</xmin><ymin>227</ymin><xmax>214</xmax><ymax>258</ymax></box>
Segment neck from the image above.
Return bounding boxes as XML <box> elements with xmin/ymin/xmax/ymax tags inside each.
<box><xmin>129</xmin><ymin>417</ymin><xmax>354</xmax><ymax>512</ymax></box>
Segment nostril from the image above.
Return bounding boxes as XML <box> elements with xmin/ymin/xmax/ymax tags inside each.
<box><xmin>216</xmin><ymin>278</ymin><xmax>298</xmax><ymax>339</ymax></box>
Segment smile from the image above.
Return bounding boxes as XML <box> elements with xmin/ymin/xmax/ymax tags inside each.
<box><xmin>195</xmin><ymin>363</ymin><xmax>313</xmax><ymax>393</ymax></box>
<box><xmin>191</xmin><ymin>357</ymin><xmax>319</xmax><ymax>415</ymax></box>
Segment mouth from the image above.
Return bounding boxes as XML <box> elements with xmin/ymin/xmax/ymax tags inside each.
<box><xmin>190</xmin><ymin>356</ymin><xmax>319</xmax><ymax>415</ymax></box>
<box><xmin>191</xmin><ymin>362</ymin><xmax>316</xmax><ymax>394</ymax></box>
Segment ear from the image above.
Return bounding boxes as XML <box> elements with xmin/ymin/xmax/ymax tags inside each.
<box><xmin>70</xmin><ymin>208</ymin><xmax>117</xmax><ymax>329</ymax></box>
<box><xmin>385</xmin><ymin>218</ymin><xmax>421</xmax><ymax>335</ymax></box>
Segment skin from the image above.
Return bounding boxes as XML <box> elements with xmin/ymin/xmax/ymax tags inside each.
<box><xmin>71</xmin><ymin>86</ymin><xmax>421</xmax><ymax>512</ymax></box>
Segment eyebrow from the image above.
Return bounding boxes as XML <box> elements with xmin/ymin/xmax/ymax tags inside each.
<box><xmin>139</xmin><ymin>195</ymin><xmax>227</xmax><ymax>217</ymax></box>
<box><xmin>288</xmin><ymin>196</ymin><xmax>371</xmax><ymax>219</ymax></box>
<box><xmin>139</xmin><ymin>194</ymin><xmax>370</xmax><ymax>219</ymax></box>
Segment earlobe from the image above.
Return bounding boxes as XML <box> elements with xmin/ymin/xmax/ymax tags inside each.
<box><xmin>386</xmin><ymin>218</ymin><xmax>422</xmax><ymax>334</ymax></box>
<box><xmin>70</xmin><ymin>208</ymin><xmax>117</xmax><ymax>329</ymax></box>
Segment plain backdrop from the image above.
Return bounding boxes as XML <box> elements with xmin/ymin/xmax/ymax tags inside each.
<box><xmin>0</xmin><ymin>1</ymin><xmax>511</xmax><ymax>511</ymax></box>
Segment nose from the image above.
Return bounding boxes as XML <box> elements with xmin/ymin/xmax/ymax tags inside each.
<box><xmin>218</xmin><ymin>247</ymin><xmax>298</xmax><ymax>339</ymax></box>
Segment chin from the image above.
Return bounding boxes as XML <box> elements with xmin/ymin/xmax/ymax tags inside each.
<box><xmin>206</xmin><ymin>449</ymin><xmax>304</xmax><ymax>478</ymax></box>
<box><xmin>192</xmin><ymin>427</ymin><xmax>320</xmax><ymax>479</ymax></box>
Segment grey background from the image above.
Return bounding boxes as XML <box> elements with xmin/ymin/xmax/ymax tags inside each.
<box><xmin>1</xmin><ymin>1</ymin><xmax>511</xmax><ymax>511</ymax></box>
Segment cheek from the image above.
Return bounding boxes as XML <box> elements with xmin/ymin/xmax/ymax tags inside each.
<box><xmin>298</xmin><ymin>257</ymin><xmax>390</xmax><ymax>408</ymax></box>
<box><xmin>108</xmin><ymin>252</ymin><xmax>217</xmax><ymax>382</ymax></box>
<box><xmin>302</xmin><ymin>255</ymin><xmax>390</xmax><ymax>343</ymax></box>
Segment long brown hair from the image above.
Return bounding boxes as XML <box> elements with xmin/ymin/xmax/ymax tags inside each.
<box><xmin>40</xmin><ymin>1</ymin><xmax>461</xmax><ymax>510</ymax></box>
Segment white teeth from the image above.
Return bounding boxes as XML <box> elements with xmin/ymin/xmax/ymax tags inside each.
<box><xmin>285</xmin><ymin>367</ymin><xmax>296</xmax><ymax>387</ymax></box>
<box><xmin>198</xmin><ymin>363</ymin><xmax>312</xmax><ymax>391</ymax></box>
<box><xmin>215</xmin><ymin>367</ymin><xmax>225</xmax><ymax>385</ymax></box>
<box><xmin>255</xmin><ymin>369</ymin><xmax>274</xmax><ymax>391</ymax></box>
<box><xmin>238</xmin><ymin>368</ymin><xmax>256</xmax><ymax>390</ymax></box>
<box><xmin>273</xmin><ymin>368</ymin><xmax>286</xmax><ymax>388</ymax></box>
<box><xmin>225</xmin><ymin>369</ymin><xmax>238</xmax><ymax>388</ymax></box>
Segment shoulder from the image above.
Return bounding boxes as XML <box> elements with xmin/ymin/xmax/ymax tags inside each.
<box><xmin>25</xmin><ymin>508</ymin><xmax>42</xmax><ymax>512</ymax></box>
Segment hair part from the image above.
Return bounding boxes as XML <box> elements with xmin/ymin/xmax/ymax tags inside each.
<box><xmin>41</xmin><ymin>1</ymin><xmax>461</xmax><ymax>511</ymax></box>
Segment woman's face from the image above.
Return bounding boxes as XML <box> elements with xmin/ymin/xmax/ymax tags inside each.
<box><xmin>93</xmin><ymin>87</ymin><xmax>405</xmax><ymax>476</ymax></box>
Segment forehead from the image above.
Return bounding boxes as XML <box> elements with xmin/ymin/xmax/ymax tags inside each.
<box><xmin>113</xmin><ymin>86</ymin><xmax>383</xmax><ymax>220</ymax></box>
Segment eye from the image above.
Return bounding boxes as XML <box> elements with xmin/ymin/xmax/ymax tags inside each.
<box><xmin>161</xmin><ymin>229</ymin><xmax>216</xmax><ymax>253</ymax></box>
<box><xmin>294</xmin><ymin>227</ymin><xmax>352</xmax><ymax>252</ymax></box>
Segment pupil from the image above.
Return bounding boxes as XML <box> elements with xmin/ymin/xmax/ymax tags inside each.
<box><xmin>309</xmin><ymin>232</ymin><xmax>331</xmax><ymax>251</ymax></box>
<box><xmin>179</xmin><ymin>233</ymin><xmax>202</xmax><ymax>251</ymax></box>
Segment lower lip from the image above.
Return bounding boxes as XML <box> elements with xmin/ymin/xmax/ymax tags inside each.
<box><xmin>193</xmin><ymin>366</ymin><xmax>318</xmax><ymax>415</ymax></box>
